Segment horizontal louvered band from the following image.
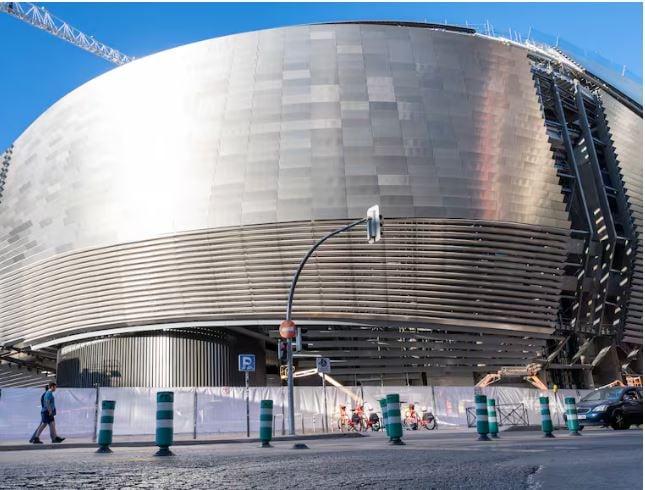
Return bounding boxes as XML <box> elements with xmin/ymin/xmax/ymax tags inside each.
<box><xmin>0</xmin><ymin>219</ymin><xmax>569</xmax><ymax>347</ymax></box>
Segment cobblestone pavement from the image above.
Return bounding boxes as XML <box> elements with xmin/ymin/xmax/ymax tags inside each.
<box><xmin>0</xmin><ymin>429</ymin><xmax>641</xmax><ymax>489</ymax></box>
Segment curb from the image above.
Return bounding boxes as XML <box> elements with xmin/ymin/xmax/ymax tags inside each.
<box><xmin>501</xmin><ymin>425</ymin><xmax>570</xmax><ymax>432</ymax></box>
<box><xmin>0</xmin><ymin>432</ymin><xmax>364</xmax><ymax>452</ymax></box>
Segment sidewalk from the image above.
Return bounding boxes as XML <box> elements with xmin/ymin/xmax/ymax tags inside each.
<box><xmin>0</xmin><ymin>431</ymin><xmax>364</xmax><ymax>451</ymax></box>
<box><xmin>0</xmin><ymin>424</ymin><xmax>470</xmax><ymax>447</ymax></box>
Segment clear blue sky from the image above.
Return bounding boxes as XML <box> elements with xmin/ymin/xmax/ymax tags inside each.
<box><xmin>1</xmin><ymin>2</ymin><xmax>642</xmax><ymax>150</ymax></box>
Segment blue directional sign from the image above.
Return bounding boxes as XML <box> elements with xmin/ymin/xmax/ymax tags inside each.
<box><xmin>238</xmin><ymin>354</ymin><xmax>256</xmax><ymax>372</ymax></box>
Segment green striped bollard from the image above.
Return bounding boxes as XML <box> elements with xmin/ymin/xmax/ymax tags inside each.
<box><xmin>475</xmin><ymin>395</ymin><xmax>490</xmax><ymax>441</ymax></box>
<box><xmin>378</xmin><ymin>398</ymin><xmax>390</xmax><ymax>437</ymax></box>
<box><xmin>96</xmin><ymin>400</ymin><xmax>116</xmax><ymax>453</ymax></box>
<box><xmin>259</xmin><ymin>400</ymin><xmax>273</xmax><ymax>448</ymax></box>
<box><xmin>539</xmin><ymin>396</ymin><xmax>555</xmax><ymax>438</ymax></box>
<box><xmin>386</xmin><ymin>394</ymin><xmax>405</xmax><ymax>445</ymax></box>
<box><xmin>565</xmin><ymin>397</ymin><xmax>581</xmax><ymax>436</ymax></box>
<box><xmin>155</xmin><ymin>391</ymin><xmax>174</xmax><ymax>456</ymax></box>
<box><xmin>487</xmin><ymin>398</ymin><xmax>499</xmax><ymax>439</ymax></box>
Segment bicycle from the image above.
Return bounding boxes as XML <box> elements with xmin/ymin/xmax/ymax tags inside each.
<box><xmin>366</xmin><ymin>412</ymin><xmax>381</xmax><ymax>431</ymax></box>
<box><xmin>419</xmin><ymin>411</ymin><xmax>437</xmax><ymax>430</ymax></box>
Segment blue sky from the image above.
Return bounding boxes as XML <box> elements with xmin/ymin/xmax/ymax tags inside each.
<box><xmin>1</xmin><ymin>2</ymin><xmax>642</xmax><ymax>150</ymax></box>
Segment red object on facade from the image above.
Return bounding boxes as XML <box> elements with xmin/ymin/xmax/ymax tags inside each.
<box><xmin>279</xmin><ymin>320</ymin><xmax>297</xmax><ymax>339</ymax></box>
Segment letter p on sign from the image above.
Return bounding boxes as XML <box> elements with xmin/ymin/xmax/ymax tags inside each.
<box><xmin>238</xmin><ymin>354</ymin><xmax>256</xmax><ymax>372</ymax></box>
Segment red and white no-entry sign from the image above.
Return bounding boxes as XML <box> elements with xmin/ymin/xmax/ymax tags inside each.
<box><xmin>279</xmin><ymin>319</ymin><xmax>297</xmax><ymax>339</ymax></box>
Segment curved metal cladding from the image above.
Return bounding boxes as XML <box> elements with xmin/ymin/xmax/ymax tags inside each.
<box><xmin>600</xmin><ymin>92</ymin><xmax>643</xmax><ymax>344</ymax></box>
<box><xmin>1</xmin><ymin>24</ymin><xmax>570</xmax><ymax>369</ymax></box>
<box><xmin>56</xmin><ymin>329</ymin><xmax>237</xmax><ymax>387</ymax></box>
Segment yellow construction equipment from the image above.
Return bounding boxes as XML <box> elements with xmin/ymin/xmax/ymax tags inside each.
<box><xmin>280</xmin><ymin>366</ymin><xmax>364</xmax><ymax>405</ymax></box>
<box><xmin>597</xmin><ymin>379</ymin><xmax>626</xmax><ymax>389</ymax></box>
<box><xmin>476</xmin><ymin>363</ymin><xmax>547</xmax><ymax>390</ymax></box>
<box><xmin>626</xmin><ymin>375</ymin><xmax>642</xmax><ymax>387</ymax></box>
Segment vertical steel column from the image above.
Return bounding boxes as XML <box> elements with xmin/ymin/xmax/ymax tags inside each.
<box><xmin>92</xmin><ymin>383</ymin><xmax>99</xmax><ymax>442</ymax></box>
<box><xmin>574</xmin><ymin>83</ymin><xmax>617</xmax><ymax>334</ymax></box>
<box><xmin>550</xmin><ymin>75</ymin><xmax>593</xmax><ymax>332</ymax></box>
<box><xmin>192</xmin><ymin>388</ymin><xmax>198</xmax><ymax>440</ymax></box>
<box><xmin>592</xmin><ymin>98</ymin><xmax>638</xmax><ymax>339</ymax></box>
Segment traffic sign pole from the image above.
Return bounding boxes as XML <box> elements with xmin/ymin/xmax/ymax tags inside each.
<box><xmin>315</xmin><ymin>357</ymin><xmax>331</xmax><ymax>433</ymax></box>
<box><xmin>245</xmin><ymin>371</ymin><xmax>250</xmax><ymax>438</ymax></box>
<box><xmin>237</xmin><ymin>354</ymin><xmax>256</xmax><ymax>438</ymax></box>
<box><xmin>286</xmin><ymin>337</ymin><xmax>295</xmax><ymax>435</ymax></box>
<box><xmin>322</xmin><ymin>373</ymin><xmax>328</xmax><ymax>432</ymax></box>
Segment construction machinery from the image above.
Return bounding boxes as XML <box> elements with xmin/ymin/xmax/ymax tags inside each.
<box><xmin>476</xmin><ymin>363</ymin><xmax>548</xmax><ymax>390</ymax></box>
<box><xmin>1</xmin><ymin>2</ymin><xmax>133</xmax><ymax>65</ymax></box>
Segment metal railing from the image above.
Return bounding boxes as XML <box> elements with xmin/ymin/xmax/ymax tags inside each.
<box><xmin>466</xmin><ymin>403</ymin><xmax>529</xmax><ymax>428</ymax></box>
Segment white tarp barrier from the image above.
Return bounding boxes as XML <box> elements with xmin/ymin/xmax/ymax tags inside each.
<box><xmin>198</xmin><ymin>387</ymin><xmax>263</xmax><ymax>435</ymax></box>
<box><xmin>431</xmin><ymin>386</ymin><xmax>474</xmax><ymax>426</ymax></box>
<box><xmin>0</xmin><ymin>385</ymin><xmax>595</xmax><ymax>440</ymax></box>
<box><xmin>482</xmin><ymin>387</ymin><xmax>592</xmax><ymax>426</ymax></box>
<box><xmin>0</xmin><ymin>388</ymin><xmax>95</xmax><ymax>440</ymax></box>
<box><xmin>99</xmin><ymin>387</ymin><xmax>196</xmax><ymax>436</ymax></box>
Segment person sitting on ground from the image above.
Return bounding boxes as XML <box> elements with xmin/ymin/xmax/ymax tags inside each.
<box><xmin>31</xmin><ymin>382</ymin><xmax>65</xmax><ymax>444</ymax></box>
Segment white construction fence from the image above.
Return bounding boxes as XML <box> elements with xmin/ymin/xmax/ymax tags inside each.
<box><xmin>0</xmin><ymin>385</ymin><xmax>591</xmax><ymax>441</ymax></box>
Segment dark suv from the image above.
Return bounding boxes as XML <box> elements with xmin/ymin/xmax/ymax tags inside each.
<box><xmin>568</xmin><ymin>387</ymin><xmax>643</xmax><ymax>430</ymax></box>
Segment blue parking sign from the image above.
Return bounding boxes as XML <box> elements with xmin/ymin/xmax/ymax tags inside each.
<box><xmin>238</xmin><ymin>354</ymin><xmax>256</xmax><ymax>372</ymax></box>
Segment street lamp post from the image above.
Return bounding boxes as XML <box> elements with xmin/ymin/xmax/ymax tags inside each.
<box><xmin>282</xmin><ymin>206</ymin><xmax>382</xmax><ymax>436</ymax></box>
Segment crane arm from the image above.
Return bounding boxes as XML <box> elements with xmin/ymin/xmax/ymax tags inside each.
<box><xmin>1</xmin><ymin>2</ymin><xmax>133</xmax><ymax>65</ymax></box>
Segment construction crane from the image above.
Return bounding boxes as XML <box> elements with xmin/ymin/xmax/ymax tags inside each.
<box><xmin>0</xmin><ymin>2</ymin><xmax>133</xmax><ymax>65</ymax></box>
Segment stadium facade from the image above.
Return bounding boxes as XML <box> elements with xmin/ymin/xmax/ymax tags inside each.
<box><xmin>0</xmin><ymin>22</ymin><xmax>642</xmax><ymax>388</ymax></box>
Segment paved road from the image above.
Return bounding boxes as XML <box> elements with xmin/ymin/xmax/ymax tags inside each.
<box><xmin>0</xmin><ymin>429</ymin><xmax>641</xmax><ymax>489</ymax></box>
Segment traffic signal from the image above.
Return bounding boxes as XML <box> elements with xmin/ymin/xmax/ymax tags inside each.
<box><xmin>366</xmin><ymin>204</ymin><xmax>382</xmax><ymax>244</ymax></box>
<box><xmin>295</xmin><ymin>327</ymin><xmax>308</xmax><ymax>352</ymax></box>
<box><xmin>278</xmin><ymin>340</ymin><xmax>288</xmax><ymax>364</ymax></box>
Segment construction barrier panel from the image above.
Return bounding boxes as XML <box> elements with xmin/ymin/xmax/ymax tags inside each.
<box><xmin>0</xmin><ymin>386</ymin><xmax>593</xmax><ymax>441</ymax></box>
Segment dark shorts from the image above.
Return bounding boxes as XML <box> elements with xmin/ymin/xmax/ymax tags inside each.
<box><xmin>41</xmin><ymin>412</ymin><xmax>55</xmax><ymax>425</ymax></box>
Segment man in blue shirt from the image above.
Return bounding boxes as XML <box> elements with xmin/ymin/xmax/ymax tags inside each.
<box><xmin>30</xmin><ymin>382</ymin><xmax>65</xmax><ymax>444</ymax></box>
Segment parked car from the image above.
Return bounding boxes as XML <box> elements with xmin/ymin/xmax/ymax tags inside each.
<box><xmin>564</xmin><ymin>387</ymin><xmax>643</xmax><ymax>430</ymax></box>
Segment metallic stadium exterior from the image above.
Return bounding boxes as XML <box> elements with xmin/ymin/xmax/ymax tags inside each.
<box><xmin>0</xmin><ymin>22</ymin><xmax>642</xmax><ymax>388</ymax></box>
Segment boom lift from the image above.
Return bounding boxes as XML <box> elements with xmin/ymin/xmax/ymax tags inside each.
<box><xmin>475</xmin><ymin>363</ymin><xmax>548</xmax><ymax>390</ymax></box>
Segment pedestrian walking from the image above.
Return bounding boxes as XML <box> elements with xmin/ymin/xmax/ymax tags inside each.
<box><xmin>30</xmin><ymin>382</ymin><xmax>65</xmax><ymax>444</ymax></box>
<box><xmin>29</xmin><ymin>385</ymin><xmax>49</xmax><ymax>443</ymax></box>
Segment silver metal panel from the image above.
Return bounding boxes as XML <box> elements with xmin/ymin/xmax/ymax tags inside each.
<box><xmin>0</xmin><ymin>24</ymin><xmax>572</xmax><ymax>373</ymax></box>
<box><xmin>1</xmin><ymin>25</ymin><xmax>566</xmax><ymax>275</ymax></box>
<box><xmin>56</xmin><ymin>329</ymin><xmax>234</xmax><ymax>387</ymax></box>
